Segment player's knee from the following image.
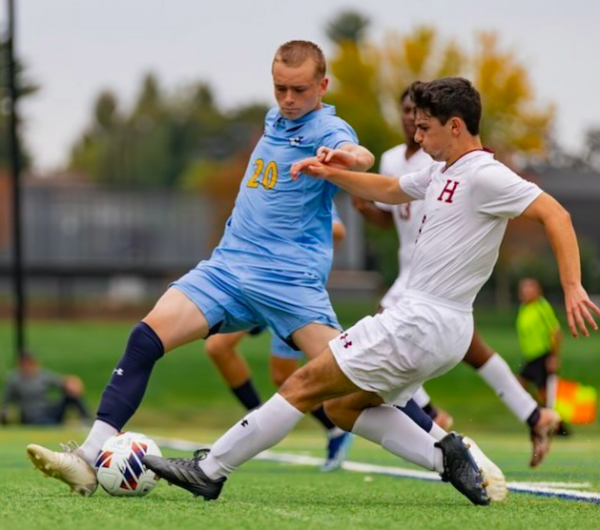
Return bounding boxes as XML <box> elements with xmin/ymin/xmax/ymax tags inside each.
<box><xmin>279</xmin><ymin>368</ymin><xmax>320</xmax><ymax>412</ymax></box>
<box><xmin>205</xmin><ymin>337</ymin><xmax>231</xmax><ymax>360</ymax></box>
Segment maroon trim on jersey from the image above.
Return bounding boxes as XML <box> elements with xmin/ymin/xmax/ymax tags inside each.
<box><xmin>441</xmin><ymin>148</ymin><xmax>493</xmax><ymax>173</ymax></box>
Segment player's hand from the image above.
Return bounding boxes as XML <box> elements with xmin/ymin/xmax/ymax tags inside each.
<box><xmin>564</xmin><ymin>284</ymin><xmax>600</xmax><ymax>338</ymax></box>
<box><xmin>290</xmin><ymin>157</ymin><xmax>333</xmax><ymax>181</ymax></box>
<box><xmin>316</xmin><ymin>147</ymin><xmax>358</xmax><ymax>169</ymax></box>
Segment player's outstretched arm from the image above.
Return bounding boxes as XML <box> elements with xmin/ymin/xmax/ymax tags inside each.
<box><xmin>521</xmin><ymin>192</ymin><xmax>600</xmax><ymax>337</ymax></box>
<box><xmin>291</xmin><ymin>159</ymin><xmax>413</xmax><ymax>204</ymax></box>
<box><xmin>315</xmin><ymin>145</ymin><xmax>375</xmax><ymax>172</ymax></box>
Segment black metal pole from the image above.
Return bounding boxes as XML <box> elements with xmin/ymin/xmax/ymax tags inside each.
<box><xmin>6</xmin><ymin>0</ymin><xmax>26</xmax><ymax>358</ymax></box>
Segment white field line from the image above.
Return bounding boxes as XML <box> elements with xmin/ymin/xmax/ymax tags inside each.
<box><xmin>154</xmin><ymin>436</ymin><xmax>600</xmax><ymax>504</ymax></box>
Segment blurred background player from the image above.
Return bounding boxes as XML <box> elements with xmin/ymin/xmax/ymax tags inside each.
<box><xmin>205</xmin><ymin>207</ymin><xmax>352</xmax><ymax>471</ymax></box>
<box><xmin>517</xmin><ymin>277</ymin><xmax>569</xmax><ymax>435</ymax></box>
<box><xmin>353</xmin><ymin>87</ymin><xmax>560</xmax><ymax>466</ymax></box>
<box><xmin>1</xmin><ymin>351</ymin><xmax>90</xmax><ymax>426</ymax></box>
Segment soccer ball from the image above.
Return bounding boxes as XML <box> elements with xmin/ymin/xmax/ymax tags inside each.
<box><xmin>95</xmin><ymin>432</ymin><xmax>162</xmax><ymax>497</ymax></box>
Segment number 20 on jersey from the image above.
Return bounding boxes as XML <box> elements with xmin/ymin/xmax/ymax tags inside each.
<box><xmin>247</xmin><ymin>159</ymin><xmax>278</xmax><ymax>190</ymax></box>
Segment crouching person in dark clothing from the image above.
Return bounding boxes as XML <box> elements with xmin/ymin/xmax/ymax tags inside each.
<box><xmin>1</xmin><ymin>351</ymin><xmax>90</xmax><ymax>426</ymax></box>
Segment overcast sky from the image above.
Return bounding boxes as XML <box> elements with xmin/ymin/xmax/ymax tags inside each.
<box><xmin>9</xmin><ymin>0</ymin><xmax>600</xmax><ymax>171</ymax></box>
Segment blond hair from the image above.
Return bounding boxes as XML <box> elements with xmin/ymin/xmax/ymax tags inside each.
<box><xmin>273</xmin><ymin>40</ymin><xmax>326</xmax><ymax>79</ymax></box>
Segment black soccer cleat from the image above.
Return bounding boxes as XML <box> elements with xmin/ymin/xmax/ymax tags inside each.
<box><xmin>435</xmin><ymin>432</ymin><xmax>490</xmax><ymax>506</ymax></box>
<box><xmin>143</xmin><ymin>449</ymin><xmax>226</xmax><ymax>500</ymax></box>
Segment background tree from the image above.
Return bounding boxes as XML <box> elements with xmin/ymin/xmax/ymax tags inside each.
<box><xmin>0</xmin><ymin>39</ymin><xmax>40</xmax><ymax>170</ymax></box>
<box><xmin>324</xmin><ymin>15</ymin><xmax>556</xmax><ymax>298</ymax></box>
<box><xmin>473</xmin><ymin>32</ymin><xmax>554</xmax><ymax>160</ymax></box>
<box><xmin>584</xmin><ymin>127</ymin><xmax>600</xmax><ymax>171</ymax></box>
<box><xmin>69</xmin><ymin>74</ymin><xmax>266</xmax><ymax>189</ymax></box>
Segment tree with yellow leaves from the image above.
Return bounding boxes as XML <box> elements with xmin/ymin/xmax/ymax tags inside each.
<box><xmin>324</xmin><ymin>13</ymin><xmax>555</xmax><ymax>299</ymax></box>
<box><xmin>326</xmin><ymin>14</ymin><xmax>554</xmax><ymax>160</ymax></box>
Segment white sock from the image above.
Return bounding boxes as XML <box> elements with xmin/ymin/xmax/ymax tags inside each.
<box><xmin>327</xmin><ymin>426</ymin><xmax>345</xmax><ymax>439</ymax></box>
<box><xmin>412</xmin><ymin>386</ymin><xmax>432</xmax><ymax>408</ymax></box>
<box><xmin>353</xmin><ymin>405</ymin><xmax>444</xmax><ymax>473</ymax></box>
<box><xmin>80</xmin><ymin>420</ymin><xmax>118</xmax><ymax>465</ymax></box>
<box><xmin>200</xmin><ymin>393</ymin><xmax>304</xmax><ymax>480</ymax></box>
<box><xmin>428</xmin><ymin>421</ymin><xmax>447</xmax><ymax>442</ymax></box>
<box><xmin>477</xmin><ymin>353</ymin><xmax>538</xmax><ymax>423</ymax></box>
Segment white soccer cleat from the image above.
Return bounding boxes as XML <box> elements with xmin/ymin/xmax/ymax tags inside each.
<box><xmin>463</xmin><ymin>436</ymin><xmax>508</xmax><ymax>502</ymax></box>
<box><xmin>26</xmin><ymin>442</ymin><xmax>98</xmax><ymax>497</ymax></box>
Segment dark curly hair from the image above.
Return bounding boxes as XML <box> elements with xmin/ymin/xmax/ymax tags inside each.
<box><xmin>409</xmin><ymin>77</ymin><xmax>481</xmax><ymax>135</ymax></box>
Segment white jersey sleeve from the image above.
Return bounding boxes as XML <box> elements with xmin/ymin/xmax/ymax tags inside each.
<box><xmin>474</xmin><ymin>165</ymin><xmax>543</xmax><ymax>218</ymax></box>
<box><xmin>399</xmin><ymin>165</ymin><xmax>434</xmax><ymax>200</ymax></box>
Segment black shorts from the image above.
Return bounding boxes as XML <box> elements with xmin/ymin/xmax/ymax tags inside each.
<box><xmin>519</xmin><ymin>353</ymin><xmax>550</xmax><ymax>389</ymax></box>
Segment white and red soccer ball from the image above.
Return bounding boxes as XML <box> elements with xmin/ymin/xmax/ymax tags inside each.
<box><xmin>95</xmin><ymin>432</ymin><xmax>161</xmax><ymax>497</ymax></box>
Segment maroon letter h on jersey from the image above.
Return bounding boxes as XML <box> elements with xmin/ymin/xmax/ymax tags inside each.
<box><xmin>437</xmin><ymin>180</ymin><xmax>460</xmax><ymax>203</ymax></box>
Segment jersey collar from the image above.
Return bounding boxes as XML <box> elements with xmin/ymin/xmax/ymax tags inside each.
<box><xmin>442</xmin><ymin>148</ymin><xmax>493</xmax><ymax>173</ymax></box>
<box><xmin>274</xmin><ymin>104</ymin><xmax>336</xmax><ymax>131</ymax></box>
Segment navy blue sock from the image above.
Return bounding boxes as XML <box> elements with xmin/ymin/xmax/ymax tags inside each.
<box><xmin>97</xmin><ymin>322</ymin><xmax>164</xmax><ymax>430</ymax></box>
<box><xmin>231</xmin><ymin>380</ymin><xmax>262</xmax><ymax>411</ymax></box>
<box><xmin>397</xmin><ymin>399</ymin><xmax>434</xmax><ymax>433</ymax></box>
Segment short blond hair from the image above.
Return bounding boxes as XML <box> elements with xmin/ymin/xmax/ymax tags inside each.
<box><xmin>273</xmin><ymin>40</ymin><xmax>326</xmax><ymax>79</ymax></box>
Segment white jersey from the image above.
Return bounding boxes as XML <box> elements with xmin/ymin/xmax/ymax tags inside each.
<box><xmin>400</xmin><ymin>150</ymin><xmax>542</xmax><ymax>307</ymax></box>
<box><xmin>376</xmin><ymin>145</ymin><xmax>432</xmax><ymax>290</ymax></box>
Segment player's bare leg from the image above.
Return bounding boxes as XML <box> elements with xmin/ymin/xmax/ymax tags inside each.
<box><xmin>27</xmin><ymin>287</ymin><xmax>211</xmax><ymax>496</ymax></box>
<box><xmin>206</xmin><ymin>331</ymin><xmax>264</xmax><ymax>410</ymax></box>
<box><xmin>206</xmin><ymin>331</ymin><xmax>252</xmax><ymax>388</ymax></box>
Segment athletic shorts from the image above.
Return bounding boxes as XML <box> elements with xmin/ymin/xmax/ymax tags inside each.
<box><xmin>247</xmin><ymin>324</ymin><xmax>304</xmax><ymax>360</ymax></box>
<box><xmin>379</xmin><ymin>275</ymin><xmax>408</xmax><ymax>310</ymax></box>
<box><xmin>172</xmin><ymin>258</ymin><xmax>340</xmax><ymax>348</ymax></box>
<box><xmin>330</xmin><ymin>290</ymin><xmax>474</xmax><ymax>406</ymax></box>
<box><xmin>519</xmin><ymin>353</ymin><xmax>550</xmax><ymax>389</ymax></box>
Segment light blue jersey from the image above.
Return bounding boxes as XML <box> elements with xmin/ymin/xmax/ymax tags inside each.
<box><xmin>174</xmin><ymin>104</ymin><xmax>357</xmax><ymax>344</ymax></box>
<box><xmin>250</xmin><ymin>202</ymin><xmax>345</xmax><ymax>360</ymax></box>
<box><xmin>213</xmin><ymin>104</ymin><xmax>357</xmax><ymax>283</ymax></box>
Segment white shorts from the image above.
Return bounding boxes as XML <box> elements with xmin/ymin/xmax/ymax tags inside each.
<box><xmin>379</xmin><ymin>275</ymin><xmax>408</xmax><ymax>310</ymax></box>
<box><xmin>329</xmin><ymin>290</ymin><xmax>473</xmax><ymax>406</ymax></box>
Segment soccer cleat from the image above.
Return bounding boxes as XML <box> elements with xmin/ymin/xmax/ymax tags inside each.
<box><xmin>143</xmin><ymin>449</ymin><xmax>225</xmax><ymax>500</ymax></box>
<box><xmin>530</xmin><ymin>408</ymin><xmax>561</xmax><ymax>468</ymax></box>
<box><xmin>321</xmin><ymin>431</ymin><xmax>353</xmax><ymax>472</ymax></box>
<box><xmin>463</xmin><ymin>436</ymin><xmax>508</xmax><ymax>502</ymax></box>
<box><xmin>435</xmin><ymin>432</ymin><xmax>490</xmax><ymax>506</ymax></box>
<box><xmin>26</xmin><ymin>442</ymin><xmax>98</xmax><ymax>497</ymax></box>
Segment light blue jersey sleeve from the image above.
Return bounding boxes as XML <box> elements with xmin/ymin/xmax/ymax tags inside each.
<box><xmin>317</xmin><ymin>116</ymin><xmax>359</xmax><ymax>150</ymax></box>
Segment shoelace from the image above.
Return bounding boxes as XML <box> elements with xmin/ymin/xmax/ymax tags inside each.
<box><xmin>59</xmin><ymin>440</ymin><xmax>80</xmax><ymax>453</ymax></box>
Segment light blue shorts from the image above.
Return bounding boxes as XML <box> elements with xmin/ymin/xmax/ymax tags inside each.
<box><xmin>172</xmin><ymin>258</ymin><xmax>340</xmax><ymax>349</ymax></box>
<box><xmin>269</xmin><ymin>332</ymin><xmax>303</xmax><ymax>359</ymax></box>
<box><xmin>247</xmin><ymin>325</ymin><xmax>303</xmax><ymax>360</ymax></box>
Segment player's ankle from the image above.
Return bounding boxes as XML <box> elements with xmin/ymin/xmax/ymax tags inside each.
<box><xmin>526</xmin><ymin>407</ymin><xmax>541</xmax><ymax>428</ymax></box>
<box><xmin>433</xmin><ymin>447</ymin><xmax>444</xmax><ymax>473</ymax></box>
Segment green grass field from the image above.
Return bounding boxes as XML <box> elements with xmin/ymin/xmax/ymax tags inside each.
<box><xmin>2</xmin><ymin>428</ymin><xmax>600</xmax><ymax>530</ymax></box>
<box><xmin>1</xmin><ymin>303</ymin><xmax>599</xmax><ymax>529</ymax></box>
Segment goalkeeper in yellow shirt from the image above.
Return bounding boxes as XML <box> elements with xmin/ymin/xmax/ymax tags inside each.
<box><xmin>516</xmin><ymin>277</ymin><xmax>569</xmax><ymax>435</ymax></box>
